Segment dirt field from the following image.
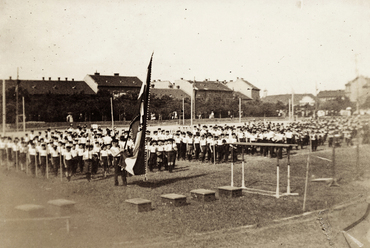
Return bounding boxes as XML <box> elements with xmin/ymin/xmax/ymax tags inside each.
<box><xmin>0</xmin><ymin>143</ymin><xmax>369</xmax><ymax>248</ymax></box>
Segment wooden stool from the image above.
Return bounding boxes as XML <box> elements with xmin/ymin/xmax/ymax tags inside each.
<box><xmin>15</xmin><ymin>204</ymin><xmax>45</xmax><ymax>218</ymax></box>
<box><xmin>48</xmin><ymin>199</ymin><xmax>76</xmax><ymax>216</ymax></box>
<box><xmin>161</xmin><ymin>193</ymin><xmax>187</xmax><ymax>207</ymax></box>
<box><xmin>190</xmin><ymin>189</ymin><xmax>216</xmax><ymax>202</ymax></box>
<box><xmin>125</xmin><ymin>198</ymin><xmax>152</xmax><ymax>212</ymax></box>
<box><xmin>218</xmin><ymin>186</ymin><xmax>242</xmax><ymax>198</ymax></box>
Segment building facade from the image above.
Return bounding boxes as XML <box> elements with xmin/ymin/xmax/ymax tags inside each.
<box><xmin>226</xmin><ymin>77</ymin><xmax>260</xmax><ymax>100</ymax></box>
<box><xmin>345</xmin><ymin>76</ymin><xmax>370</xmax><ymax>104</ymax></box>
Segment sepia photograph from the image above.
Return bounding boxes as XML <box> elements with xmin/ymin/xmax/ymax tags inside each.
<box><xmin>1</xmin><ymin>0</ymin><xmax>370</xmax><ymax>247</ymax></box>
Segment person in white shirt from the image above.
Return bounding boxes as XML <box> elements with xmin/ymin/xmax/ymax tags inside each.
<box><xmin>148</xmin><ymin>140</ymin><xmax>157</xmax><ymax>172</ymax></box>
<box><xmin>199</xmin><ymin>134</ymin><xmax>207</xmax><ymax>162</ymax></box>
<box><xmin>100</xmin><ymin>145</ymin><xmax>109</xmax><ymax>178</ymax></box>
<box><xmin>50</xmin><ymin>145</ymin><xmax>60</xmax><ymax>177</ymax></box>
<box><xmin>83</xmin><ymin>145</ymin><xmax>93</xmax><ymax>182</ymax></box>
<box><xmin>64</xmin><ymin>145</ymin><xmax>73</xmax><ymax>181</ymax></box>
<box><xmin>111</xmin><ymin>139</ymin><xmax>126</xmax><ymax>186</ymax></box>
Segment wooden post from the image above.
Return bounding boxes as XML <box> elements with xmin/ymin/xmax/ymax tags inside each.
<box><xmin>6</xmin><ymin>146</ymin><xmax>9</xmax><ymax>170</ymax></box>
<box><xmin>231</xmin><ymin>147</ymin><xmax>234</xmax><ymax>187</ymax></box>
<box><xmin>213</xmin><ymin>144</ymin><xmax>216</xmax><ymax>165</ymax></box>
<box><xmin>275</xmin><ymin>152</ymin><xmax>280</xmax><ymax>198</ymax></box>
<box><xmin>303</xmin><ymin>134</ymin><xmax>312</xmax><ymax>211</ymax></box>
<box><xmin>26</xmin><ymin>151</ymin><xmax>29</xmax><ymax>175</ymax></box>
<box><xmin>241</xmin><ymin>146</ymin><xmax>246</xmax><ymax>188</ymax></box>
<box><xmin>15</xmin><ymin>150</ymin><xmax>18</xmax><ymax>171</ymax></box>
<box><xmin>35</xmin><ymin>153</ymin><xmax>38</xmax><ymax>177</ymax></box>
<box><xmin>329</xmin><ymin>137</ymin><xmax>340</xmax><ymax>187</ymax></box>
<box><xmin>60</xmin><ymin>153</ymin><xmax>63</xmax><ymax>182</ymax></box>
<box><xmin>46</xmin><ymin>153</ymin><xmax>49</xmax><ymax>179</ymax></box>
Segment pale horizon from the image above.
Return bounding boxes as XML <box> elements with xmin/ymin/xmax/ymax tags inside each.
<box><xmin>1</xmin><ymin>0</ymin><xmax>370</xmax><ymax>96</ymax></box>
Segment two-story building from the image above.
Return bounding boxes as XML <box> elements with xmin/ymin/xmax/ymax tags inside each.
<box><xmin>317</xmin><ymin>90</ymin><xmax>345</xmax><ymax>102</ymax></box>
<box><xmin>84</xmin><ymin>72</ymin><xmax>143</xmax><ymax>95</ymax></box>
<box><xmin>226</xmin><ymin>77</ymin><xmax>260</xmax><ymax>100</ymax></box>
<box><xmin>345</xmin><ymin>76</ymin><xmax>370</xmax><ymax>105</ymax></box>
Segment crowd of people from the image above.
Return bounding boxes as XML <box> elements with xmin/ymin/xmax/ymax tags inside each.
<box><xmin>0</xmin><ymin>116</ymin><xmax>368</xmax><ymax>185</ymax></box>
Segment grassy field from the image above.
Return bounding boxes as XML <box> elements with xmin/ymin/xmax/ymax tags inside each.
<box><xmin>0</xmin><ymin>143</ymin><xmax>369</xmax><ymax>247</ymax></box>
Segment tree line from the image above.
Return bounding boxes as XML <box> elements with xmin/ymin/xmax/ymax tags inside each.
<box><xmin>1</xmin><ymin>86</ymin><xmax>359</xmax><ymax>124</ymax></box>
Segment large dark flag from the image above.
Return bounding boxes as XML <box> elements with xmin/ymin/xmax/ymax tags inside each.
<box><xmin>125</xmin><ymin>54</ymin><xmax>153</xmax><ymax>176</ymax></box>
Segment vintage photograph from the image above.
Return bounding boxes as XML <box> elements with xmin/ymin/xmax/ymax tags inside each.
<box><xmin>1</xmin><ymin>0</ymin><xmax>370</xmax><ymax>247</ymax></box>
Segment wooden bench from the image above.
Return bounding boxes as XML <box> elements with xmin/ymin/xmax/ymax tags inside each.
<box><xmin>161</xmin><ymin>193</ymin><xmax>187</xmax><ymax>207</ymax></box>
<box><xmin>190</xmin><ymin>189</ymin><xmax>216</xmax><ymax>202</ymax></box>
<box><xmin>47</xmin><ymin>199</ymin><xmax>76</xmax><ymax>216</ymax></box>
<box><xmin>125</xmin><ymin>198</ymin><xmax>152</xmax><ymax>212</ymax></box>
<box><xmin>15</xmin><ymin>204</ymin><xmax>45</xmax><ymax>217</ymax></box>
<box><xmin>218</xmin><ymin>186</ymin><xmax>243</xmax><ymax>198</ymax></box>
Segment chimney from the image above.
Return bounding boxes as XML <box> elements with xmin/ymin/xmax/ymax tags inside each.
<box><xmin>49</xmin><ymin>77</ymin><xmax>51</xmax><ymax>81</ymax></box>
<box><xmin>58</xmin><ymin>77</ymin><xmax>60</xmax><ymax>81</ymax></box>
<box><xmin>65</xmin><ymin>77</ymin><xmax>68</xmax><ymax>81</ymax></box>
<box><xmin>9</xmin><ymin>76</ymin><xmax>12</xmax><ymax>80</ymax></box>
<box><xmin>42</xmin><ymin>77</ymin><xmax>45</xmax><ymax>80</ymax></box>
<box><xmin>94</xmin><ymin>72</ymin><xmax>100</xmax><ymax>76</ymax></box>
<box><xmin>114</xmin><ymin>73</ymin><xmax>119</xmax><ymax>76</ymax></box>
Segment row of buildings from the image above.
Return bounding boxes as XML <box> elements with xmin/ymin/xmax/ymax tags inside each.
<box><xmin>1</xmin><ymin>73</ymin><xmax>261</xmax><ymax>102</ymax></box>
<box><xmin>2</xmin><ymin>72</ymin><xmax>369</xmax><ymax>112</ymax></box>
<box><xmin>262</xmin><ymin>76</ymin><xmax>370</xmax><ymax>108</ymax></box>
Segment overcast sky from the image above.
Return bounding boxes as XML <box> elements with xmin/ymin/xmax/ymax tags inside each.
<box><xmin>1</xmin><ymin>0</ymin><xmax>370</xmax><ymax>95</ymax></box>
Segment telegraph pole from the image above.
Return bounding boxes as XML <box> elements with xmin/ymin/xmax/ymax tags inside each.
<box><xmin>16</xmin><ymin>68</ymin><xmax>19</xmax><ymax>132</ymax></box>
<box><xmin>2</xmin><ymin>79</ymin><xmax>5</xmax><ymax>135</ymax></box>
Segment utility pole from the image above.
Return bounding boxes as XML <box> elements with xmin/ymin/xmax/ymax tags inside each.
<box><xmin>182</xmin><ymin>98</ymin><xmax>185</xmax><ymax>125</ymax></box>
<box><xmin>292</xmin><ymin>90</ymin><xmax>294</xmax><ymax>121</ymax></box>
<box><xmin>355</xmin><ymin>54</ymin><xmax>360</xmax><ymax>115</ymax></box>
<box><xmin>315</xmin><ymin>82</ymin><xmax>318</xmax><ymax>119</ymax></box>
<box><xmin>2</xmin><ymin>79</ymin><xmax>5</xmax><ymax>135</ymax></box>
<box><xmin>16</xmin><ymin>68</ymin><xmax>19</xmax><ymax>132</ymax></box>
<box><xmin>239</xmin><ymin>98</ymin><xmax>241</xmax><ymax>123</ymax></box>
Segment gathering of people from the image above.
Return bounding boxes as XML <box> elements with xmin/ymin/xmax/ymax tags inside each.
<box><xmin>0</xmin><ymin>115</ymin><xmax>368</xmax><ymax>185</ymax></box>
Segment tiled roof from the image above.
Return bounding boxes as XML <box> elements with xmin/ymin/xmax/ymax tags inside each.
<box><xmin>317</xmin><ymin>90</ymin><xmax>344</xmax><ymax>98</ymax></box>
<box><xmin>150</xmin><ymin>88</ymin><xmax>190</xmax><ymax>99</ymax></box>
<box><xmin>237</xmin><ymin>78</ymin><xmax>260</xmax><ymax>90</ymax></box>
<box><xmin>1</xmin><ymin>79</ymin><xmax>95</xmax><ymax>95</ymax></box>
<box><xmin>194</xmin><ymin>80</ymin><xmax>232</xmax><ymax>91</ymax></box>
<box><xmin>262</xmin><ymin>94</ymin><xmax>315</xmax><ymax>105</ymax></box>
<box><xmin>89</xmin><ymin>74</ymin><xmax>142</xmax><ymax>88</ymax></box>
<box><xmin>233</xmin><ymin>91</ymin><xmax>252</xmax><ymax>100</ymax></box>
